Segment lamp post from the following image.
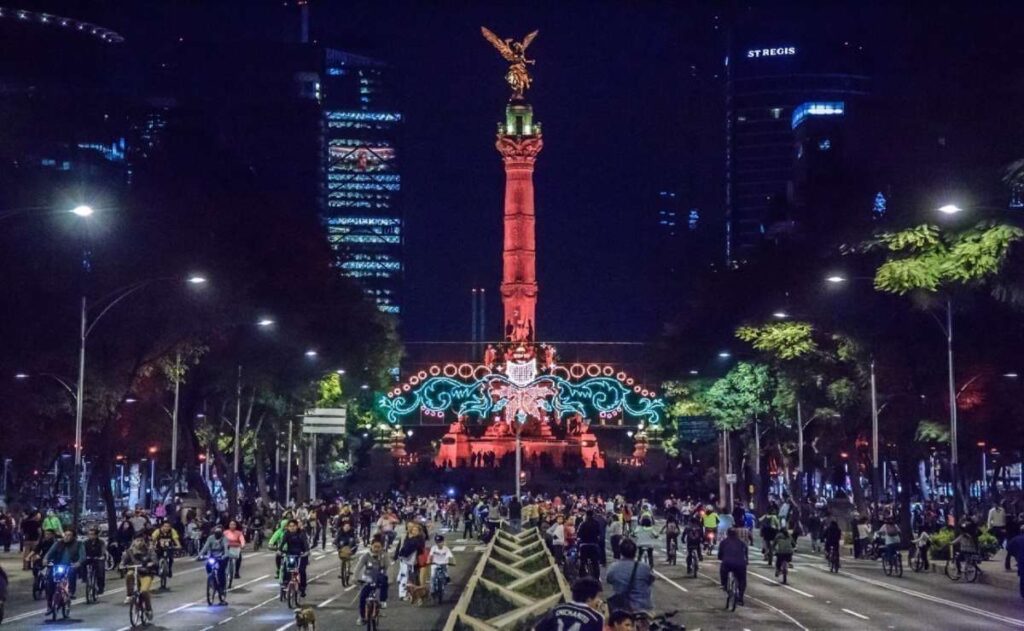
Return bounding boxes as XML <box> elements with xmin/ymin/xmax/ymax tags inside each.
<box><xmin>147</xmin><ymin>446</ymin><xmax>158</xmax><ymax>508</ymax></box>
<box><xmin>71</xmin><ymin>274</ymin><xmax>206</xmax><ymax>529</ymax></box>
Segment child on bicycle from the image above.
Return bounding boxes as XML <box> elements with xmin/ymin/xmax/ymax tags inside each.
<box><xmin>355</xmin><ymin>537</ymin><xmax>390</xmax><ymax>625</ymax></box>
<box><xmin>428</xmin><ymin>534</ymin><xmax>454</xmax><ymax>586</ymax></box>
<box><xmin>120</xmin><ymin>536</ymin><xmax>157</xmax><ymax>612</ymax></box>
<box><xmin>772</xmin><ymin>527</ymin><xmax>795</xmax><ymax>578</ymax></box>
<box><xmin>911</xmin><ymin>528</ymin><xmax>931</xmax><ymax>570</ymax></box>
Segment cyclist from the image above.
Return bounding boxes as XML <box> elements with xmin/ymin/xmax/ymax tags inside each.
<box><xmin>772</xmin><ymin>526</ymin><xmax>794</xmax><ymax>579</ymax></box>
<box><xmin>355</xmin><ymin>536</ymin><xmax>390</xmax><ymax>625</ymax></box>
<box><xmin>759</xmin><ymin>509</ymin><xmax>780</xmax><ymax>562</ymax></box>
<box><xmin>278</xmin><ymin>519</ymin><xmax>311</xmax><ymax>598</ymax></box>
<box><xmin>334</xmin><ymin>521</ymin><xmax>358</xmax><ymax>580</ymax></box>
<box><xmin>577</xmin><ymin>510</ymin><xmax>603</xmax><ymax>577</ymax></box>
<box><xmin>683</xmin><ymin>516</ymin><xmax>704</xmax><ymax>569</ymax></box>
<box><xmin>659</xmin><ymin>514</ymin><xmax>680</xmax><ymax>563</ymax></box>
<box><xmin>633</xmin><ymin>516</ymin><xmax>658</xmax><ymax>567</ymax></box>
<box><xmin>120</xmin><ymin>535</ymin><xmax>157</xmax><ymax>612</ymax></box>
<box><xmin>150</xmin><ymin>521</ymin><xmax>181</xmax><ymax>579</ymax></box>
<box><xmin>198</xmin><ymin>526</ymin><xmax>229</xmax><ymax>604</ymax></box>
<box><xmin>911</xmin><ymin>528</ymin><xmax>932</xmax><ymax>571</ymax></box>
<box><xmin>83</xmin><ymin>527</ymin><xmax>107</xmax><ymax>595</ymax></box>
<box><xmin>702</xmin><ymin>506</ymin><xmax>720</xmax><ymax>551</ymax></box>
<box><xmin>823</xmin><ymin>520</ymin><xmax>842</xmax><ymax>566</ymax></box>
<box><xmin>428</xmin><ymin>534</ymin><xmax>454</xmax><ymax>591</ymax></box>
<box><xmin>950</xmin><ymin>520</ymin><xmax>980</xmax><ymax>575</ymax></box>
<box><xmin>43</xmin><ymin>529</ymin><xmax>85</xmax><ymax>610</ymax></box>
<box><xmin>875</xmin><ymin>518</ymin><xmax>901</xmax><ymax>570</ymax></box>
<box><xmin>224</xmin><ymin>519</ymin><xmax>246</xmax><ymax>579</ymax></box>
<box><xmin>185</xmin><ymin>517</ymin><xmax>202</xmax><ymax>555</ymax></box>
<box><xmin>718</xmin><ymin>528</ymin><xmax>748</xmax><ymax>606</ymax></box>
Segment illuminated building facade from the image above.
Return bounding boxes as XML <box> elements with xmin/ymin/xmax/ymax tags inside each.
<box><xmin>322</xmin><ymin>49</ymin><xmax>403</xmax><ymax>315</ymax></box>
<box><xmin>725</xmin><ymin>35</ymin><xmax>870</xmax><ymax>262</ymax></box>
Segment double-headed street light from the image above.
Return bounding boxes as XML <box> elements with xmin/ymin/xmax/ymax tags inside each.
<box><xmin>72</xmin><ymin>274</ymin><xmax>207</xmax><ymax>529</ymax></box>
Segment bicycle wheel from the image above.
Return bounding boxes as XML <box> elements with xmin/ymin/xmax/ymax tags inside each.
<box><xmin>129</xmin><ymin>599</ymin><xmax>143</xmax><ymax>627</ymax></box>
<box><xmin>86</xmin><ymin>572</ymin><xmax>97</xmax><ymax>604</ymax></box>
<box><xmin>61</xmin><ymin>599</ymin><xmax>70</xmax><ymax>619</ymax></box>
<box><xmin>227</xmin><ymin>559</ymin><xmax>235</xmax><ymax>589</ymax></box>
<box><xmin>895</xmin><ymin>553</ymin><xmax>903</xmax><ymax>578</ymax></box>
<box><xmin>105</xmin><ymin>551</ymin><xmax>116</xmax><ymax>572</ymax></box>
<box><xmin>726</xmin><ymin>574</ymin><xmax>737</xmax><ymax>611</ymax></box>
<box><xmin>964</xmin><ymin>561</ymin><xmax>979</xmax><ymax>583</ymax></box>
<box><xmin>206</xmin><ymin>576</ymin><xmax>216</xmax><ymax>605</ymax></box>
<box><xmin>882</xmin><ymin>556</ymin><xmax>892</xmax><ymax>576</ymax></box>
<box><xmin>286</xmin><ymin>585</ymin><xmax>299</xmax><ymax>609</ymax></box>
<box><xmin>49</xmin><ymin>596</ymin><xmax>58</xmax><ymax>621</ymax></box>
<box><xmin>32</xmin><ymin>576</ymin><xmax>43</xmax><ymax>600</ymax></box>
<box><xmin>944</xmin><ymin>559</ymin><xmax>961</xmax><ymax>581</ymax></box>
<box><xmin>159</xmin><ymin>559</ymin><xmax>168</xmax><ymax>590</ymax></box>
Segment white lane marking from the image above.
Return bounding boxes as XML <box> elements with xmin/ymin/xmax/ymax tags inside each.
<box><xmin>318</xmin><ymin>593</ymin><xmax>342</xmax><ymax>608</ymax></box>
<box><xmin>218</xmin><ymin>616</ymin><xmax>235</xmax><ymax>625</ymax></box>
<box><xmin>695</xmin><ymin>570</ymin><xmax>810</xmax><ymax>631</ymax></box>
<box><xmin>274</xmin><ymin>622</ymin><xmax>295</xmax><ymax>631</ymax></box>
<box><xmin>827</xmin><ymin>566</ymin><xmax>1024</xmax><ymax>628</ymax></box>
<box><xmin>452</xmin><ymin>546</ymin><xmax>467</xmax><ymax>552</ymax></box>
<box><xmin>652</xmin><ymin>569</ymin><xmax>688</xmax><ymax>592</ymax></box>
<box><xmin>746</xmin><ymin>570</ymin><xmax>814</xmax><ymax>598</ymax></box>
<box><xmin>842</xmin><ymin>608</ymin><xmax>869</xmax><ymax>620</ymax></box>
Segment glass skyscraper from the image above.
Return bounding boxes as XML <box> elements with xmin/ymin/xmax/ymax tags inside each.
<box><xmin>322</xmin><ymin>49</ymin><xmax>403</xmax><ymax>315</ymax></box>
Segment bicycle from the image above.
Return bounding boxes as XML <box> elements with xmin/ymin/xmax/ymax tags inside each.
<box><xmin>777</xmin><ymin>555</ymin><xmax>790</xmax><ymax>584</ymax></box>
<box><xmin>634</xmin><ymin>609</ymin><xmax>686</xmax><ymax>631</ymax></box>
<box><xmin>84</xmin><ymin>559</ymin><xmax>100</xmax><ymax>603</ymax></box>
<box><xmin>578</xmin><ymin>543</ymin><xmax>601</xmax><ymax>578</ymax></box>
<box><xmin>280</xmin><ymin>554</ymin><xmax>303</xmax><ymax>608</ymax></box>
<box><xmin>45</xmin><ymin>563</ymin><xmax>72</xmax><ymax>621</ymax></box>
<box><xmin>666</xmin><ymin>537</ymin><xmax>678</xmax><ymax>566</ymax></box>
<box><xmin>30</xmin><ymin>561</ymin><xmax>46</xmax><ymax>601</ymax></box>
<box><xmin>339</xmin><ymin>547</ymin><xmax>354</xmax><ymax>587</ymax></box>
<box><xmin>124</xmin><ymin>565</ymin><xmax>154</xmax><ymax>628</ymax></box>
<box><xmin>724</xmin><ymin>568</ymin><xmax>740</xmax><ymax>611</ymax></box>
<box><xmin>431</xmin><ymin>563</ymin><xmax>449</xmax><ymax>604</ymax></box>
<box><xmin>157</xmin><ymin>550</ymin><xmax>171</xmax><ymax>590</ymax></box>
<box><xmin>881</xmin><ymin>547</ymin><xmax>903</xmax><ymax>578</ymax></box>
<box><xmin>363</xmin><ymin>581</ymin><xmax>382</xmax><ymax>631</ymax></box>
<box><xmin>909</xmin><ymin>545</ymin><xmax>927</xmax><ymax>573</ymax></box>
<box><xmin>204</xmin><ymin>557</ymin><xmax>227</xmax><ymax>605</ymax></box>
<box><xmin>826</xmin><ymin>545</ymin><xmax>840</xmax><ymax>573</ymax></box>
<box><xmin>944</xmin><ymin>548</ymin><xmax>980</xmax><ymax>583</ymax></box>
<box><xmin>685</xmin><ymin>547</ymin><xmax>699</xmax><ymax>577</ymax></box>
<box><xmin>561</xmin><ymin>544</ymin><xmax>579</xmax><ymax>584</ymax></box>
<box><xmin>252</xmin><ymin>528</ymin><xmax>264</xmax><ymax>551</ymax></box>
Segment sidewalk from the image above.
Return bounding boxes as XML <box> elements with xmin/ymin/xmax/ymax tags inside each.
<box><xmin>0</xmin><ymin>549</ymin><xmax>38</xmax><ymax>588</ymax></box>
<box><xmin>978</xmin><ymin>549</ymin><xmax>1021</xmax><ymax>593</ymax></box>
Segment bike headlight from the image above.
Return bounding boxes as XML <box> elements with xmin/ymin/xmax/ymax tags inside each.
<box><xmin>207</xmin><ymin>558</ymin><xmax>217</xmax><ymax>567</ymax></box>
<box><xmin>55</xmin><ymin>565</ymin><xmax>67</xmax><ymax>575</ymax></box>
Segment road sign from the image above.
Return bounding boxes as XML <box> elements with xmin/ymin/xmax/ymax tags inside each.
<box><xmin>726</xmin><ymin>473</ymin><xmax>737</xmax><ymax>484</ymax></box>
<box><xmin>302</xmin><ymin>408</ymin><xmax>346</xmax><ymax>434</ymax></box>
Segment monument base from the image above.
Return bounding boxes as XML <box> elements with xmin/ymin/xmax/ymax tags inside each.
<box><xmin>435</xmin><ymin>422</ymin><xmax>604</xmax><ymax>469</ymax></box>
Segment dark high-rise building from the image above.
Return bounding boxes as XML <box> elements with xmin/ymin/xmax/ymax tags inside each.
<box><xmin>322</xmin><ymin>50</ymin><xmax>402</xmax><ymax>315</ymax></box>
<box><xmin>725</xmin><ymin>35</ymin><xmax>870</xmax><ymax>263</ymax></box>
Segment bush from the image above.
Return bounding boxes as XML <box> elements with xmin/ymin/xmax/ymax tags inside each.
<box><xmin>978</xmin><ymin>527</ymin><xmax>1000</xmax><ymax>558</ymax></box>
<box><xmin>928</xmin><ymin>528</ymin><xmax>955</xmax><ymax>560</ymax></box>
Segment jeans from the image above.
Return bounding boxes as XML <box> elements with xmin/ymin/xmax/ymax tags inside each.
<box><xmin>720</xmin><ymin>562</ymin><xmax>747</xmax><ymax>600</ymax></box>
<box><xmin>610</xmin><ymin>535</ymin><xmax>622</xmax><ymax>559</ymax></box>
<box><xmin>359</xmin><ymin>576</ymin><xmax>389</xmax><ymax>618</ymax></box>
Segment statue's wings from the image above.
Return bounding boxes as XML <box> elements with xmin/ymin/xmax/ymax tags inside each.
<box><xmin>521</xmin><ymin>30</ymin><xmax>539</xmax><ymax>51</ymax></box>
<box><xmin>481</xmin><ymin>26</ymin><xmax>516</xmax><ymax>62</ymax></box>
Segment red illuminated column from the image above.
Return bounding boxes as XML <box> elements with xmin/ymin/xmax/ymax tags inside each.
<box><xmin>496</xmin><ymin>101</ymin><xmax>543</xmax><ymax>342</ymax></box>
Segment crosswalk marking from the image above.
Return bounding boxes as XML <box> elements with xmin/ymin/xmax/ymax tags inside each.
<box><xmin>452</xmin><ymin>545</ymin><xmax>467</xmax><ymax>552</ymax></box>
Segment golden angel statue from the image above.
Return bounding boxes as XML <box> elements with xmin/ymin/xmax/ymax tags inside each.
<box><xmin>481</xmin><ymin>26</ymin><xmax>539</xmax><ymax>99</ymax></box>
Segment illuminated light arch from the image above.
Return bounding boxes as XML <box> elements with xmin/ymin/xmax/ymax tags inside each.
<box><xmin>569</xmin><ymin>364</ymin><xmax>586</xmax><ymax>379</ymax></box>
<box><xmin>410</xmin><ymin>376</ymin><xmax>420</xmax><ymax>386</ymax></box>
<box><xmin>586</xmin><ymin>364</ymin><xmax>601</xmax><ymax>377</ymax></box>
<box><xmin>429</xmin><ymin>366</ymin><xmax>441</xmax><ymax>376</ymax></box>
<box><xmin>417</xmin><ymin>371</ymin><xmax>428</xmax><ymax>380</ymax></box>
<box><xmin>379</xmin><ymin>366</ymin><xmax>665</xmax><ymax>426</ymax></box>
<box><xmin>616</xmin><ymin>372</ymin><xmax>627</xmax><ymax>381</ymax></box>
<box><xmin>602</xmin><ymin>366</ymin><xmax>614</xmax><ymax>377</ymax></box>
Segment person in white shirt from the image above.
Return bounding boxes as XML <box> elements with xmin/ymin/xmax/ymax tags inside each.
<box><xmin>547</xmin><ymin>515</ymin><xmax>567</xmax><ymax>563</ymax></box>
<box><xmin>428</xmin><ymin>535</ymin><xmax>454</xmax><ymax>583</ymax></box>
<box><xmin>989</xmin><ymin>503</ymin><xmax>1008</xmax><ymax>546</ymax></box>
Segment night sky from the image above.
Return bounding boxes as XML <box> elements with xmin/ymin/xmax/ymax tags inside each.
<box><xmin>18</xmin><ymin>1</ymin><xmax>1024</xmax><ymax>344</ymax></box>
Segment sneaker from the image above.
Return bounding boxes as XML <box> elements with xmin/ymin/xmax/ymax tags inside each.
<box><xmin>123</xmin><ymin>596</ymin><xmax>132</xmax><ymax>605</ymax></box>
<box><xmin>380</xmin><ymin>601</ymin><xmax>387</xmax><ymax>609</ymax></box>
<box><xmin>358</xmin><ymin>618</ymin><xmax>366</xmax><ymax>625</ymax></box>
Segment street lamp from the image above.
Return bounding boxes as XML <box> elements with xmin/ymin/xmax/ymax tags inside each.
<box><xmin>147</xmin><ymin>446</ymin><xmax>158</xmax><ymax>509</ymax></box>
<box><xmin>335</xmin><ymin>369</ymin><xmax>346</xmax><ymax>375</ymax></box>
<box><xmin>186</xmin><ymin>275</ymin><xmax>207</xmax><ymax>285</ymax></box>
<box><xmin>70</xmin><ymin>205</ymin><xmax>95</xmax><ymax>217</ymax></box>
<box><xmin>257</xmin><ymin>318</ymin><xmax>275</xmax><ymax>327</ymax></box>
<box><xmin>717</xmin><ymin>351</ymin><xmax>731</xmax><ymax>359</ymax></box>
<box><xmin>304</xmin><ymin>349</ymin><xmax>318</xmax><ymax>358</ymax></box>
<box><xmin>937</xmin><ymin>204</ymin><xmax>964</xmax><ymax>215</ymax></box>
<box><xmin>772</xmin><ymin>311</ymin><xmax>789</xmax><ymax>319</ymax></box>
<box><xmin>825</xmin><ymin>275</ymin><xmax>847</xmax><ymax>284</ymax></box>
<box><xmin>71</xmin><ymin>274</ymin><xmax>205</xmax><ymax>529</ymax></box>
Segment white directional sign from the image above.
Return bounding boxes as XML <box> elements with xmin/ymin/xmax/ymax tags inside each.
<box><xmin>302</xmin><ymin>408</ymin><xmax>347</xmax><ymax>434</ymax></box>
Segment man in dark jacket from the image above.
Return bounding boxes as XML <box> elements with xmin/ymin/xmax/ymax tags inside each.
<box><xmin>83</xmin><ymin>528</ymin><xmax>106</xmax><ymax>594</ymax></box>
<box><xmin>577</xmin><ymin>510</ymin><xmax>603</xmax><ymax>579</ymax></box>
<box><xmin>1005</xmin><ymin>525</ymin><xmax>1024</xmax><ymax>599</ymax></box>
<box><xmin>43</xmin><ymin>529</ymin><xmax>85</xmax><ymax>605</ymax></box>
<box><xmin>717</xmin><ymin>527</ymin><xmax>748</xmax><ymax>605</ymax></box>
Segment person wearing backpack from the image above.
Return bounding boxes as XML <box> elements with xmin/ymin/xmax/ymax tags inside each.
<box><xmin>605</xmin><ymin>539</ymin><xmax>655</xmax><ymax>613</ymax></box>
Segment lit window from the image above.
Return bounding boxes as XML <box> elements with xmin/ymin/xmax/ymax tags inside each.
<box><xmin>770</xmin><ymin>107</ymin><xmax>782</xmax><ymax>119</ymax></box>
<box><xmin>791</xmin><ymin>101</ymin><xmax>845</xmax><ymax>129</ymax></box>
<box><xmin>818</xmin><ymin>139</ymin><xmax>831</xmax><ymax>151</ymax></box>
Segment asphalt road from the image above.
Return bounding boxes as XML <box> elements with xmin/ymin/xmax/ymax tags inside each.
<box><xmin>630</xmin><ymin>534</ymin><xmax>1024</xmax><ymax>631</ymax></box>
<box><xmin>0</xmin><ymin>536</ymin><xmax>484</xmax><ymax>630</ymax></box>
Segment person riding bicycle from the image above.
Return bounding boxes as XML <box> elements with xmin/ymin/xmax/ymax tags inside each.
<box><xmin>428</xmin><ymin>534</ymin><xmax>454</xmax><ymax>587</ymax></box>
<box><xmin>659</xmin><ymin>514</ymin><xmax>680</xmax><ymax>559</ymax></box>
<box><xmin>823</xmin><ymin>520</ymin><xmax>842</xmax><ymax>563</ymax></box>
<box><xmin>633</xmin><ymin>516</ymin><xmax>658</xmax><ymax>566</ymax></box>
<box><xmin>718</xmin><ymin>527</ymin><xmax>748</xmax><ymax>606</ymax></box>
<box><xmin>772</xmin><ymin>526</ymin><xmax>794</xmax><ymax>578</ymax></box>
<box><xmin>702</xmin><ymin>506</ymin><xmax>720</xmax><ymax>549</ymax></box>
<box><xmin>335</xmin><ymin>521</ymin><xmax>359</xmax><ymax>580</ymax></box>
<box><xmin>150</xmin><ymin>521</ymin><xmax>181</xmax><ymax>579</ymax></box>
<box><xmin>29</xmin><ymin>529</ymin><xmax>58</xmax><ymax>578</ymax></box>
<box><xmin>950</xmin><ymin>520</ymin><xmax>980</xmax><ymax>575</ymax></box>
<box><xmin>683</xmin><ymin>516</ymin><xmax>703</xmax><ymax>566</ymax></box>
<box><xmin>198</xmin><ymin>525</ymin><xmax>229</xmax><ymax>604</ymax></box>
<box><xmin>83</xmin><ymin>527</ymin><xmax>107</xmax><ymax>595</ymax></box>
<box><xmin>120</xmin><ymin>536</ymin><xmax>157</xmax><ymax>611</ymax></box>
<box><xmin>278</xmin><ymin>519</ymin><xmax>311</xmax><ymax>597</ymax></box>
<box><xmin>577</xmin><ymin>510</ymin><xmax>603</xmax><ymax>577</ymax></box>
<box><xmin>224</xmin><ymin>519</ymin><xmax>246</xmax><ymax>579</ymax></box>
<box><xmin>875</xmin><ymin>518</ymin><xmax>901</xmax><ymax>567</ymax></box>
<box><xmin>911</xmin><ymin>528</ymin><xmax>931</xmax><ymax>570</ymax></box>
<box><xmin>355</xmin><ymin>536</ymin><xmax>390</xmax><ymax>625</ymax></box>
<box><xmin>43</xmin><ymin>529</ymin><xmax>84</xmax><ymax>610</ymax></box>
<box><xmin>759</xmin><ymin>509</ymin><xmax>780</xmax><ymax>560</ymax></box>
